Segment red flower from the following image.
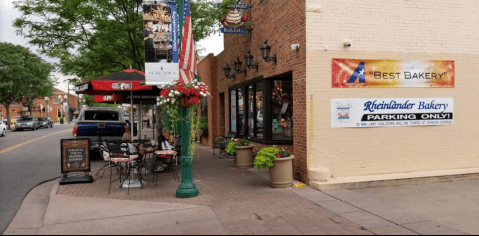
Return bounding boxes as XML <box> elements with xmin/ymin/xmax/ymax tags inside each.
<box><xmin>276</xmin><ymin>153</ymin><xmax>281</xmax><ymax>158</ymax></box>
<box><xmin>236</xmin><ymin>139</ymin><xmax>241</xmax><ymax>142</ymax></box>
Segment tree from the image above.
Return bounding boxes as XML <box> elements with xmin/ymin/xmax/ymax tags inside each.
<box><xmin>13</xmin><ymin>0</ymin><xmax>238</xmax><ymax>81</ymax></box>
<box><xmin>0</xmin><ymin>42</ymin><xmax>55</xmax><ymax>129</ymax></box>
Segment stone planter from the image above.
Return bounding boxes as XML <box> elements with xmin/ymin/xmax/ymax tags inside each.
<box><xmin>269</xmin><ymin>155</ymin><xmax>294</xmax><ymax>188</ymax></box>
<box><xmin>235</xmin><ymin>145</ymin><xmax>254</xmax><ymax>169</ymax></box>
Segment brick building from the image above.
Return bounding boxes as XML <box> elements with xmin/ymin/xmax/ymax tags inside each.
<box><xmin>199</xmin><ymin>0</ymin><xmax>479</xmax><ymax>187</ymax></box>
<box><xmin>0</xmin><ymin>88</ymin><xmax>79</xmax><ymax>125</ymax></box>
<box><xmin>199</xmin><ymin>0</ymin><xmax>308</xmax><ymax>182</ymax></box>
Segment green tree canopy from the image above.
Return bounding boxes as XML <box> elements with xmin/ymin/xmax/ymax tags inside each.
<box><xmin>13</xmin><ymin>0</ymin><xmax>237</xmax><ymax>81</ymax></box>
<box><xmin>0</xmin><ymin>42</ymin><xmax>55</xmax><ymax>128</ymax></box>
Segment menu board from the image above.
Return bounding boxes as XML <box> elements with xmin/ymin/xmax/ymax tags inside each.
<box><xmin>61</xmin><ymin>139</ymin><xmax>90</xmax><ymax>173</ymax></box>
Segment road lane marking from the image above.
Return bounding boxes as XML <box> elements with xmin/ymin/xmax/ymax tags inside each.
<box><xmin>0</xmin><ymin>130</ymin><xmax>71</xmax><ymax>155</ymax></box>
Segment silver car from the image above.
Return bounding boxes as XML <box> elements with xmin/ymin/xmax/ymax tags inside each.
<box><xmin>15</xmin><ymin>115</ymin><xmax>39</xmax><ymax>131</ymax></box>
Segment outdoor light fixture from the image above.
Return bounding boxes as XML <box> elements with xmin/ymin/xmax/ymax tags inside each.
<box><xmin>244</xmin><ymin>50</ymin><xmax>259</xmax><ymax>71</ymax></box>
<box><xmin>234</xmin><ymin>57</ymin><xmax>247</xmax><ymax>75</ymax></box>
<box><xmin>260</xmin><ymin>40</ymin><xmax>277</xmax><ymax>64</ymax></box>
<box><xmin>223</xmin><ymin>63</ymin><xmax>235</xmax><ymax>80</ymax></box>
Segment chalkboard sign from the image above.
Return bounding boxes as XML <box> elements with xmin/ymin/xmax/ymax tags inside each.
<box><xmin>61</xmin><ymin>139</ymin><xmax>90</xmax><ymax>173</ymax></box>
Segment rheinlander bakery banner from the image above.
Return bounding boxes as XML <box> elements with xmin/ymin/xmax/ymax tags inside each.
<box><xmin>331</xmin><ymin>98</ymin><xmax>454</xmax><ymax>128</ymax></box>
<box><xmin>143</xmin><ymin>1</ymin><xmax>179</xmax><ymax>85</ymax></box>
<box><xmin>332</xmin><ymin>59</ymin><xmax>455</xmax><ymax>88</ymax></box>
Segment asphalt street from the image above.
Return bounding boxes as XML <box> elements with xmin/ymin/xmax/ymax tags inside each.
<box><xmin>0</xmin><ymin>124</ymin><xmax>75</xmax><ymax>234</ymax></box>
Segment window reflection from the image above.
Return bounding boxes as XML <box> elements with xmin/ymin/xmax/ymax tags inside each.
<box><xmin>256</xmin><ymin>83</ymin><xmax>263</xmax><ymax>138</ymax></box>
<box><xmin>248</xmin><ymin>85</ymin><xmax>254</xmax><ymax>138</ymax></box>
<box><xmin>238</xmin><ymin>88</ymin><xmax>244</xmax><ymax>136</ymax></box>
<box><xmin>272</xmin><ymin>80</ymin><xmax>293</xmax><ymax>140</ymax></box>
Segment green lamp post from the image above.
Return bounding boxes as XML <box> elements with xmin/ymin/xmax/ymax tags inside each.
<box><xmin>174</xmin><ymin>0</ymin><xmax>198</xmax><ymax>199</ymax></box>
<box><xmin>59</xmin><ymin>95</ymin><xmax>64</xmax><ymax>124</ymax></box>
<box><xmin>176</xmin><ymin>106</ymin><xmax>199</xmax><ymax>198</ymax></box>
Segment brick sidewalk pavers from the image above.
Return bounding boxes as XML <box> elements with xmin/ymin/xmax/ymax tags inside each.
<box><xmin>57</xmin><ymin>148</ymin><xmax>374</xmax><ymax>235</ymax></box>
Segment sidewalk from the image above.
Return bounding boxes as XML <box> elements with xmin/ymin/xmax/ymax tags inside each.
<box><xmin>4</xmin><ymin>145</ymin><xmax>468</xmax><ymax>235</ymax></box>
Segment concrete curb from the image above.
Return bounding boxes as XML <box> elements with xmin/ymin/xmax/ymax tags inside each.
<box><xmin>3</xmin><ymin>178</ymin><xmax>59</xmax><ymax>235</ymax></box>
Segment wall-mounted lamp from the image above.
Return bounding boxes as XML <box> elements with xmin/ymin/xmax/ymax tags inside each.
<box><xmin>234</xmin><ymin>57</ymin><xmax>247</xmax><ymax>75</ymax></box>
<box><xmin>223</xmin><ymin>63</ymin><xmax>235</xmax><ymax>80</ymax></box>
<box><xmin>244</xmin><ymin>50</ymin><xmax>259</xmax><ymax>71</ymax></box>
<box><xmin>260</xmin><ymin>40</ymin><xmax>277</xmax><ymax>64</ymax></box>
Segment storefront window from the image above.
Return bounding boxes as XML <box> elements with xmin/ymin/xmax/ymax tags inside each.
<box><xmin>248</xmin><ymin>86</ymin><xmax>254</xmax><ymax>137</ymax></box>
<box><xmin>237</xmin><ymin>88</ymin><xmax>244</xmax><ymax>136</ymax></box>
<box><xmin>256</xmin><ymin>83</ymin><xmax>263</xmax><ymax>139</ymax></box>
<box><xmin>272</xmin><ymin>80</ymin><xmax>293</xmax><ymax>140</ymax></box>
<box><xmin>229</xmin><ymin>76</ymin><xmax>292</xmax><ymax>143</ymax></box>
<box><xmin>230</xmin><ymin>90</ymin><xmax>237</xmax><ymax>133</ymax></box>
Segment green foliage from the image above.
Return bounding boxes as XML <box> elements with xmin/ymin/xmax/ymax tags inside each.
<box><xmin>14</xmin><ymin>0</ymin><xmax>145</xmax><ymax>80</ymax></box>
<box><xmin>197</xmin><ymin>115</ymin><xmax>208</xmax><ymax>133</ymax></box>
<box><xmin>190</xmin><ymin>0</ymin><xmax>238</xmax><ymax>42</ymax></box>
<box><xmin>13</xmin><ymin>0</ymin><xmax>239</xmax><ymax>81</ymax></box>
<box><xmin>0</xmin><ymin>42</ymin><xmax>54</xmax><ymax>128</ymax></box>
<box><xmin>226</xmin><ymin>138</ymin><xmax>251</xmax><ymax>155</ymax></box>
<box><xmin>254</xmin><ymin>147</ymin><xmax>281</xmax><ymax>169</ymax></box>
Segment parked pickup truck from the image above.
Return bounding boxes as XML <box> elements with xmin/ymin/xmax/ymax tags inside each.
<box><xmin>73</xmin><ymin>108</ymin><xmax>128</xmax><ymax>151</ymax></box>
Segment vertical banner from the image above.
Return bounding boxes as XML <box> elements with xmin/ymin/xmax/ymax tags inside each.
<box><xmin>144</xmin><ymin>1</ymin><xmax>179</xmax><ymax>85</ymax></box>
<box><xmin>332</xmin><ymin>59</ymin><xmax>455</xmax><ymax>88</ymax></box>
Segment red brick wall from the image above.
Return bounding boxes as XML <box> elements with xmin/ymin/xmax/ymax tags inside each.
<box><xmin>197</xmin><ymin>54</ymin><xmax>218</xmax><ymax>147</ymax></box>
<box><xmin>212</xmin><ymin>0</ymin><xmax>307</xmax><ymax>182</ymax></box>
<box><xmin>0</xmin><ymin>92</ymin><xmax>79</xmax><ymax>124</ymax></box>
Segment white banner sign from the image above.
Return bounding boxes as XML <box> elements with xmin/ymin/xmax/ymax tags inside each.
<box><xmin>331</xmin><ymin>98</ymin><xmax>454</xmax><ymax>128</ymax></box>
<box><xmin>144</xmin><ymin>2</ymin><xmax>179</xmax><ymax>85</ymax></box>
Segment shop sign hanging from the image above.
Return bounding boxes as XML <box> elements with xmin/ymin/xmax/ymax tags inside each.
<box><xmin>144</xmin><ymin>1</ymin><xmax>179</xmax><ymax>85</ymax></box>
<box><xmin>219</xmin><ymin>1</ymin><xmax>251</xmax><ymax>34</ymax></box>
<box><xmin>331</xmin><ymin>98</ymin><xmax>454</xmax><ymax>128</ymax></box>
<box><xmin>332</xmin><ymin>59</ymin><xmax>455</xmax><ymax>88</ymax></box>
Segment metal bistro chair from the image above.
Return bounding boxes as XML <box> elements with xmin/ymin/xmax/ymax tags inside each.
<box><xmin>213</xmin><ymin>135</ymin><xmax>227</xmax><ymax>159</ymax></box>
<box><xmin>107</xmin><ymin>141</ymin><xmax>144</xmax><ymax>195</ymax></box>
<box><xmin>153</xmin><ymin>149</ymin><xmax>179</xmax><ymax>185</ymax></box>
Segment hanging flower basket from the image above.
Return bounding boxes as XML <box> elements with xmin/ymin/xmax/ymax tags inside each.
<box><xmin>178</xmin><ymin>96</ymin><xmax>191</xmax><ymax>108</ymax></box>
<box><xmin>158</xmin><ymin>79</ymin><xmax>211</xmax><ymax>158</ymax></box>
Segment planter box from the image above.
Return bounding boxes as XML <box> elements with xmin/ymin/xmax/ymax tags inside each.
<box><xmin>269</xmin><ymin>155</ymin><xmax>294</xmax><ymax>188</ymax></box>
<box><xmin>235</xmin><ymin>145</ymin><xmax>254</xmax><ymax>169</ymax></box>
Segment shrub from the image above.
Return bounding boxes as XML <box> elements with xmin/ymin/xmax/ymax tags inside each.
<box><xmin>254</xmin><ymin>147</ymin><xmax>291</xmax><ymax>169</ymax></box>
<box><xmin>226</xmin><ymin>138</ymin><xmax>250</xmax><ymax>155</ymax></box>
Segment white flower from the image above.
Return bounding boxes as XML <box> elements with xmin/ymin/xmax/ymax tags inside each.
<box><xmin>175</xmin><ymin>91</ymin><xmax>180</xmax><ymax>95</ymax></box>
<box><xmin>194</xmin><ymin>86</ymin><xmax>198</xmax><ymax>89</ymax></box>
<box><xmin>167</xmin><ymin>98</ymin><xmax>170</xmax><ymax>102</ymax></box>
<box><xmin>171</xmin><ymin>99</ymin><xmax>176</xmax><ymax>103</ymax></box>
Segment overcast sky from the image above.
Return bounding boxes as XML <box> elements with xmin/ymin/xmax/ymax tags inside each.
<box><xmin>0</xmin><ymin>0</ymin><xmax>223</xmax><ymax>93</ymax></box>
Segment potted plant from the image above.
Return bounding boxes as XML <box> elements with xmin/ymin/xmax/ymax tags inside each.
<box><xmin>254</xmin><ymin>147</ymin><xmax>294</xmax><ymax>188</ymax></box>
<box><xmin>226</xmin><ymin>138</ymin><xmax>254</xmax><ymax>169</ymax></box>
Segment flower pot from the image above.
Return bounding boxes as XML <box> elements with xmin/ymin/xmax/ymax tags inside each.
<box><xmin>269</xmin><ymin>155</ymin><xmax>294</xmax><ymax>188</ymax></box>
<box><xmin>235</xmin><ymin>145</ymin><xmax>254</xmax><ymax>169</ymax></box>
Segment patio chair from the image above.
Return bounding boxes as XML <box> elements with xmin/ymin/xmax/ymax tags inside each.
<box><xmin>107</xmin><ymin>141</ymin><xmax>144</xmax><ymax>195</ymax></box>
<box><xmin>153</xmin><ymin>150</ymin><xmax>180</xmax><ymax>185</ymax></box>
<box><xmin>213</xmin><ymin>135</ymin><xmax>226</xmax><ymax>159</ymax></box>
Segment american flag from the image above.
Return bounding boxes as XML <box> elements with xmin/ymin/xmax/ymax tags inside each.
<box><xmin>179</xmin><ymin>0</ymin><xmax>197</xmax><ymax>84</ymax></box>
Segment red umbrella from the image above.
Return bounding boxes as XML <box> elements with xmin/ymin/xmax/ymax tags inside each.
<box><xmin>75</xmin><ymin>69</ymin><xmax>161</xmax><ymax>141</ymax></box>
<box><xmin>75</xmin><ymin>69</ymin><xmax>152</xmax><ymax>95</ymax></box>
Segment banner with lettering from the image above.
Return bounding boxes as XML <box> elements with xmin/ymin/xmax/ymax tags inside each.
<box><xmin>332</xmin><ymin>59</ymin><xmax>455</xmax><ymax>88</ymax></box>
<box><xmin>331</xmin><ymin>98</ymin><xmax>454</xmax><ymax>128</ymax></box>
<box><xmin>144</xmin><ymin>1</ymin><xmax>179</xmax><ymax>85</ymax></box>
